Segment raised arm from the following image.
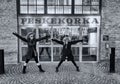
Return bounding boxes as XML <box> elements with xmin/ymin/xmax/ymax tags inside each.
<box><xmin>52</xmin><ymin>39</ymin><xmax>64</xmax><ymax>45</ymax></box>
<box><xmin>13</xmin><ymin>32</ymin><xmax>27</xmax><ymax>42</ymax></box>
<box><xmin>36</xmin><ymin>35</ymin><xmax>50</xmax><ymax>41</ymax></box>
<box><xmin>70</xmin><ymin>40</ymin><xmax>83</xmax><ymax>45</ymax></box>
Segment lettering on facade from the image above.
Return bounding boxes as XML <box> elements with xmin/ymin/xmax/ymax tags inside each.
<box><xmin>19</xmin><ymin>16</ymin><xmax>100</xmax><ymax>26</ymax></box>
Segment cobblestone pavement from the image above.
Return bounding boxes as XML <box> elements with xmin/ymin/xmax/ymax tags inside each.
<box><xmin>0</xmin><ymin>60</ymin><xmax>120</xmax><ymax>84</ymax></box>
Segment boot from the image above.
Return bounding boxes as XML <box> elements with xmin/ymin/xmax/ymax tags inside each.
<box><xmin>55</xmin><ymin>67</ymin><xmax>59</xmax><ymax>72</ymax></box>
<box><xmin>38</xmin><ymin>65</ymin><xmax>45</xmax><ymax>72</ymax></box>
<box><xmin>22</xmin><ymin>66</ymin><xmax>26</xmax><ymax>74</ymax></box>
<box><xmin>76</xmin><ymin>66</ymin><xmax>80</xmax><ymax>72</ymax></box>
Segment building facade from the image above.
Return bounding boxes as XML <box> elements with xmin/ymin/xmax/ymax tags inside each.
<box><xmin>0</xmin><ymin>0</ymin><xmax>119</xmax><ymax>64</ymax></box>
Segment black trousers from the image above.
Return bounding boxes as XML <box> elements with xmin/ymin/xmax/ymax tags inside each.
<box><xmin>57</xmin><ymin>59</ymin><xmax>78</xmax><ymax>69</ymax></box>
<box><xmin>25</xmin><ymin>56</ymin><xmax>39</xmax><ymax>63</ymax></box>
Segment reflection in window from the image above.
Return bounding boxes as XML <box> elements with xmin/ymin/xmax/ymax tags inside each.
<box><xmin>39</xmin><ymin>28</ymin><xmax>51</xmax><ymax>45</ymax></box>
<box><xmin>39</xmin><ymin>47</ymin><xmax>51</xmax><ymax>61</ymax></box>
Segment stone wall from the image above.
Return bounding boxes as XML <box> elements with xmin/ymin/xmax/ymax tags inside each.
<box><xmin>0</xmin><ymin>0</ymin><xmax>18</xmax><ymax>64</ymax></box>
<box><xmin>100</xmin><ymin>0</ymin><xmax>120</xmax><ymax>60</ymax></box>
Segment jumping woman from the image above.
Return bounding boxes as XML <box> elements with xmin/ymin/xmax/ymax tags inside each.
<box><xmin>13</xmin><ymin>32</ymin><xmax>50</xmax><ymax>74</ymax></box>
<box><xmin>52</xmin><ymin>35</ymin><xmax>83</xmax><ymax>72</ymax></box>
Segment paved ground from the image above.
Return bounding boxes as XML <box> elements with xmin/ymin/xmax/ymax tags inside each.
<box><xmin>0</xmin><ymin>60</ymin><xmax>120</xmax><ymax>84</ymax></box>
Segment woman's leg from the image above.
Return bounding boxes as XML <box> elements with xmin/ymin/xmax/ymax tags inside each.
<box><xmin>71</xmin><ymin>60</ymin><xmax>80</xmax><ymax>72</ymax></box>
<box><xmin>34</xmin><ymin>56</ymin><xmax>45</xmax><ymax>72</ymax></box>
<box><xmin>56</xmin><ymin>60</ymin><xmax>64</xmax><ymax>72</ymax></box>
<box><xmin>23</xmin><ymin>59</ymin><xmax>30</xmax><ymax>74</ymax></box>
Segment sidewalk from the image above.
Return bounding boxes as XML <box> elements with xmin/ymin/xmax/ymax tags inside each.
<box><xmin>0</xmin><ymin>60</ymin><xmax>120</xmax><ymax>84</ymax></box>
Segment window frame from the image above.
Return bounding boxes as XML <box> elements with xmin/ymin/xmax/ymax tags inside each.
<box><xmin>18</xmin><ymin>0</ymin><xmax>102</xmax><ymax>15</ymax></box>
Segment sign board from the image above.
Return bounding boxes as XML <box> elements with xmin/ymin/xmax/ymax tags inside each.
<box><xmin>19</xmin><ymin>16</ymin><xmax>100</xmax><ymax>26</ymax></box>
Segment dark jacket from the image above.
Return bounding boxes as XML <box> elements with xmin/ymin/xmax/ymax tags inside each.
<box><xmin>13</xmin><ymin>33</ymin><xmax>49</xmax><ymax>60</ymax></box>
<box><xmin>52</xmin><ymin>39</ymin><xmax>83</xmax><ymax>61</ymax></box>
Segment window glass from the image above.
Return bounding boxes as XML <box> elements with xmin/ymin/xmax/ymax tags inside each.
<box><xmin>39</xmin><ymin>47</ymin><xmax>51</xmax><ymax>61</ymax></box>
<box><xmin>56</xmin><ymin>6</ymin><xmax>63</xmax><ymax>14</ymax></box>
<box><xmin>64</xmin><ymin>6</ymin><xmax>71</xmax><ymax>14</ymax></box>
<box><xmin>47</xmin><ymin>0</ymin><xmax>72</xmax><ymax>14</ymax></box>
<box><xmin>72</xmin><ymin>47</ymin><xmax>79</xmax><ymax>61</ymax></box>
<box><xmin>20</xmin><ymin>6</ymin><xmax>28</xmax><ymax>14</ymax></box>
<box><xmin>38</xmin><ymin>27</ymin><xmax>51</xmax><ymax>45</ymax></box>
<box><xmin>64</xmin><ymin>0</ymin><xmax>72</xmax><ymax>5</ymax></box>
<box><xmin>82</xmin><ymin>47</ymin><xmax>97</xmax><ymax>61</ymax></box>
<box><xmin>37</xmin><ymin>0</ymin><xmax>44</xmax><ymax>5</ymax></box>
<box><xmin>22</xmin><ymin>47</ymin><xmax>28</xmax><ymax>61</ymax></box>
<box><xmin>83</xmin><ymin>6</ymin><xmax>90</xmax><ymax>14</ymax></box>
<box><xmin>20</xmin><ymin>0</ymin><xmax>27</xmax><ymax>5</ymax></box>
<box><xmin>37</xmin><ymin>6</ymin><xmax>44</xmax><ymax>14</ymax></box>
<box><xmin>91</xmin><ymin>0</ymin><xmax>99</xmax><ymax>5</ymax></box>
<box><xmin>19</xmin><ymin>0</ymin><xmax>100</xmax><ymax>14</ymax></box>
<box><xmin>58</xmin><ymin>0</ymin><xmax>64</xmax><ymax>5</ymax></box>
<box><xmin>82</xmin><ymin>27</ymin><xmax>89</xmax><ymax>45</ymax></box>
<box><xmin>75</xmin><ymin>0</ymin><xmax>82</xmax><ymax>5</ymax></box>
<box><xmin>47</xmin><ymin>6</ymin><xmax>55</xmax><ymax>14</ymax></box>
<box><xmin>83</xmin><ymin>0</ymin><xmax>91</xmax><ymax>5</ymax></box>
<box><xmin>75</xmin><ymin>6</ymin><xmax>82</xmax><ymax>14</ymax></box>
<box><xmin>53</xmin><ymin>47</ymin><xmax>62</xmax><ymax>61</ymax></box>
<box><xmin>88</xmin><ymin>27</ymin><xmax>97</xmax><ymax>47</ymax></box>
<box><xmin>29</xmin><ymin>6</ymin><xmax>36</xmax><ymax>14</ymax></box>
<box><xmin>91</xmin><ymin>6</ymin><xmax>99</xmax><ymax>14</ymax></box>
<box><xmin>29</xmin><ymin>0</ymin><xmax>36</xmax><ymax>5</ymax></box>
<box><xmin>47</xmin><ymin>0</ymin><xmax>55</xmax><ymax>5</ymax></box>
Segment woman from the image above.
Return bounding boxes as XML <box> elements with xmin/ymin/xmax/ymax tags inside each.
<box><xmin>52</xmin><ymin>35</ymin><xmax>83</xmax><ymax>72</ymax></box>
<box><xmin>13</xmin><ymin>32</ymin><xmax>50</xmax><ymax>74</ymax></box>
